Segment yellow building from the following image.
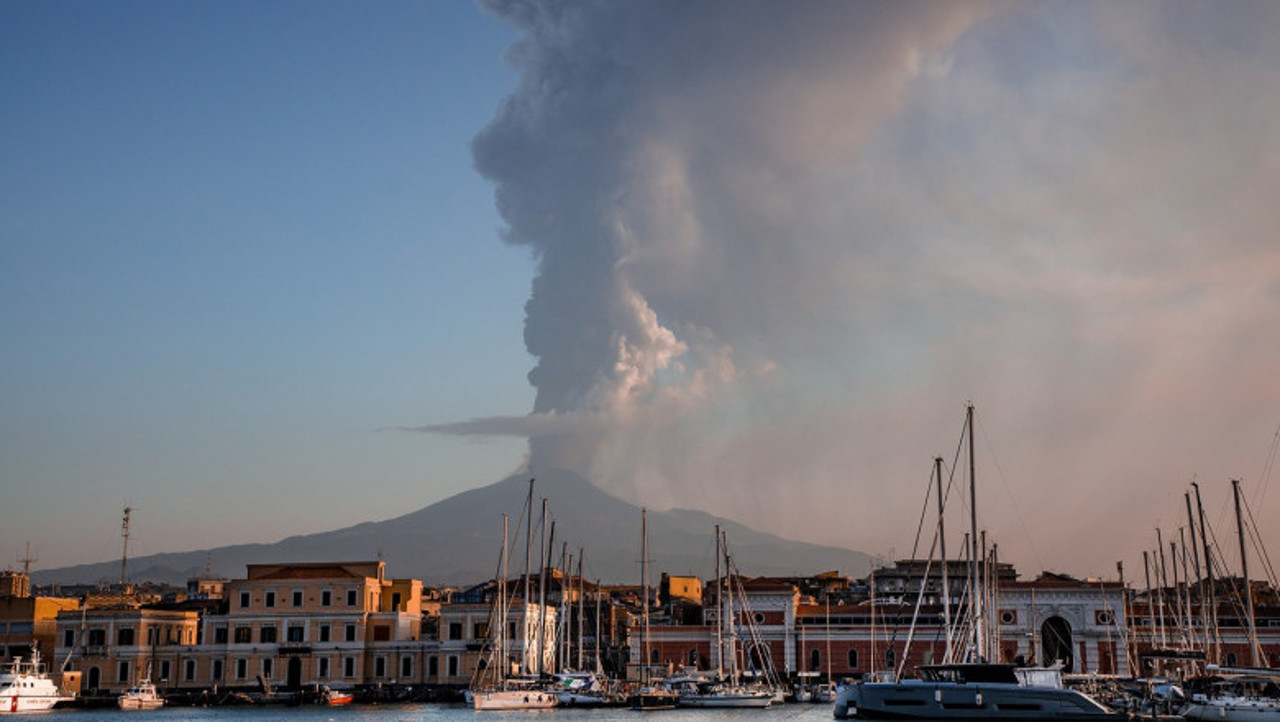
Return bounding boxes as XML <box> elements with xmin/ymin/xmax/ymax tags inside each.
<box><xmin>0</xmin><ymin>571</ymin><xmax>80</xmax><ymax>661</ymax></box>
<box><xmin>55</xmin><ymin>603</ymin><xmax>203</xmax><ymax>694</ymax></box>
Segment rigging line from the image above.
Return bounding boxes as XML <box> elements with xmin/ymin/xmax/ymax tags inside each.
<box><xmin>1255</xmin><ymin>422</ymin><xmax>1280</xmax><ymax>510</ymax></box>
<box><xmin>974</xmin><ymin>412</ymin><xmax>1045</xmax><ymax>572</ymax></box>
<box><xmin>1240</xmin><ymin>491</ymin><xmax>1279</xmax><ymax>591</ymax></box>
<box><xmin>908</xmin><ymin>461</ymin><xmax>941</xmax><ymax>564</ymax></box>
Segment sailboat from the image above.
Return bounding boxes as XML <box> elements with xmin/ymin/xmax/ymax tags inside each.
<box><xmin>670</xmin><ymin>527</ymin><xmax>773</xmax><ymax>708</ymax></box>
<box><xmin>628</xmin><ymin>508</ymin><xmax>679</xmax><ymax>710</ymax></box>
<box><xmin>834</xmin><ymin>405</ymin><xmax>1118</xmax><ymax>721</ymax></box>
<box><xmin>1180</xmin><ymin>480</ymin><xmax>1279</xmax><ymax>721</ymax></box>
<box><xmin>469</xmin><ymin>495</ymin><xmax>559</xmax><ymax>711</ymax></box>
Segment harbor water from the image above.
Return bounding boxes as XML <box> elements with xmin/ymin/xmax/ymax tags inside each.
<box><xmin>40</xmin><ymin>704</ymin><xmax>838</xmax><ymax>722</ymax></box>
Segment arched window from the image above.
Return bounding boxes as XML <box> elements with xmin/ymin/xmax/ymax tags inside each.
<box><xmin>1224</xmin><ymin>652</ymin><xmax>1238</xmax><ymax>666</ymax></box>
<box><xmin>650</xmin><ymin>648</ymin><xmax>660</xmax><ymax>665</ymax></box>
<box><xmin>809</xmin><ymin>648</ymin><xmax>821</xmax><ymax>671</ymax></box>
<box><xmin>688</xmin><ymin>648</ymin><xmax>699</xmax><ymax>667</ymax></box>
<box><xmin>883</xmin><ymin>647</ymin><xmax>896</xmax><ymax>670</ymax></box>
<box><xmin>847</xmin><ymin>649</ymin><xmax>859</xmax><ymax>670</ymax></box>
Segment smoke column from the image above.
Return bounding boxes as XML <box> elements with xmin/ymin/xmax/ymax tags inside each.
<box><xmin>422</xmin><ymin>1</ymin><xmax>1280</xmax><ymax>574</ymax></box>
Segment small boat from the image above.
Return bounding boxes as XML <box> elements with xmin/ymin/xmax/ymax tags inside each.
<box><xmin>1182</xmin><ymin>667</ymin><xmax>1280</xmax><ymax>722</ymax></box>
<box><xmin>118</xmin><ymin>677</ymin><xmax>164</xmax><ymax>710</ymax></box>
<box><xmin>669</xmin><ymin>677</ymin><xmax>773</xmax><ymax>708</ymax></box>
<box><xmin>320</xmin><ymin>686</ymin><xmax>354</xmax><ymax>706</ymax></box>
<box><xmin>0</xmin><ymin>646</ymin><xmax>74</xmax><ymax>714</ymax></box>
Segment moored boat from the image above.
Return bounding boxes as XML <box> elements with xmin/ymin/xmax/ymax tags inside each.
<box><xmin>0</xmin><ymin>646</ymin><xmax>74</xmax><ymax>715</ymax></box>
<box><xmin>118</xmin><ymin>677</ymin><xmax>164</xmax><ymax>710</ymax></box>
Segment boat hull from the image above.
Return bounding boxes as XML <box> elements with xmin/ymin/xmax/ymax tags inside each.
<box><xmin>678</xmin><ymin>692</ymin><xmax>773</xmax><ymax>708</ymax></box>
<box><xmin>471</xmin><ymin>689</ymin><xmax>559</xmax><ymax>710</ymax></box>
<box><xmin>0</xmin><ymin>693</ymin><xmax>67</xmax><ymax>714</ymax></box>
<box><xmin>834</xmin><ymin>681</ymin><xmax>1118</xmax><ymax>720</ymax></box>
<box><xmin>1183</xmin><ymin>698</ymin><xmax>1280</xmax><ymax>722</ymax></box>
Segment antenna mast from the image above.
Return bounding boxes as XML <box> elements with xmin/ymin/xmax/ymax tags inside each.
<box><xmin>121</xmin><ymin>506</ymin><xmax>133</xmax><ymax>589</ymax></box>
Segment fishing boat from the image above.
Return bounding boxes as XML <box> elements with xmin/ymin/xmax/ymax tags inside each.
<box><xmin>0</xmin><ymin>646</ymin><xmax>74</xmax><ymax>714</ymax></box>
<box><xmin>319</xmin><ymin>686</ymin><xmax>353</xmax><ymax>706</ymax></box>
<box><xmin>118</xmin><ymin>676</ymin><xmax>164</xmax><ymax>710</ymax></box>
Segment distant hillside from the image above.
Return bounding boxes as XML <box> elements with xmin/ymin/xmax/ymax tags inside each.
<box><xmin>32</xmin><ymin>470</ymin><xmax>872</xmax><ymax>587</ymax></box>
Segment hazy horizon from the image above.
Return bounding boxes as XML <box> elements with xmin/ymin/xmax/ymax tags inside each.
<box><xmin>5</xmin><ymin>1</ymin><xmax>1278</xmax><ymax>581</ymax></box>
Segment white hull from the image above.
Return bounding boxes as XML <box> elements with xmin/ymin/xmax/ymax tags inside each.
<box><xmin>1183</xmin><ymin>698</ymin><xmax>1280</xmax><ymax>722</ymax></box>
<box><xmin>118</xmin><ymin>696</ymin><xmax>165</xmax><ymax>710</ymax></box>
<box><xmin>678</xmin><ymin>692</ymin><xmax>773</xmax><ymax>708</ymax></box>
<box><xmin>471</xmin><ymin>689</ymin><xmax>559</xmax><ymax>710</ymax></box>
<box><xmin>0</xmin><ymin>693</ymin><xmax>67</xmax><ymax>714</ymax></box>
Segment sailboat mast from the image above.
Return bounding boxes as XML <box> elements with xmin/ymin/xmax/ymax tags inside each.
<box><xmin>1192</xmin><ymin>481</ymin><xmax>1219</xmax><ymax>662</ymax></box>
<box><xmin>715</xmin><ymin>524</ymin><xmax>723</xmax><ymax>679</ymax></box>
<box><xmin>967</xmin><ymin>403</ymin><xmax>981</xmax><ymax>661</ymax></box>
<box><xmin>1232</xmin><ymin>479</ymin><xmax>1261</xmax><ymax>666</ymax></box>
<box><xmin>500</xmin><ymin>514</ymin><xmax>509</xmax><ymax>684</ymax></box>
<box><xmin>641</xmin><ymin>508</ymin><xmax>650</xmax><ymax>686</ymax></box>
<box><xmin>524</xmin><ymin>478</ymin><xmax>534</xmax><ymax>674</ymax></box>
<box><xmin>935</xmin><ymin>456</ymin><xmax>952</xmax><ymax>664</ymax></box>
<box><xmin>577</xmin><ymin>549</ymin><xmax>585</xmax><ymax>671</ymax></box>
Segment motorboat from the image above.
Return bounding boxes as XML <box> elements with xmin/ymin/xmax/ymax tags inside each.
<box><xmin>118</xmin><ymin>677</ymin><xmax>164</xmax><ymax>710</ymax></box>
<box><xmin>0</xmin><ymin>646</ymin><xmax>74</xmax><ymax>714</ymax></box>
<box><xmin>834</xmin><ymin>663</ymin><xmax>1117</xmax><ymax>720</ymax></box>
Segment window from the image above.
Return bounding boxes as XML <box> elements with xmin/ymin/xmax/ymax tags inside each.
<box><xmin>347</xmin><ymin>589</ymin><xmax>358</xmax><ymax>606</ymax></box>
<box><xmin>117</xmin><ymin>628</ymin><xmax>135</xmax><ymax>646</ymax></box>
<box><xmin>447</xmin><ymin>655</ymin><xmax>458</xmax><ymax>678</ymax></box>
<box><xmin>650</xmin><ymin>648</ymin><xmax>659</xmax><ymax>665</ymax></box>
<box><xmin>847</xmin><ymin>649</ymin><xmax>859</xmax><ymax>669</ymax></box>
<box><xmin>319</xmin><ymin>624</ymin><xmax>331</xmax><ymax>643</ymax></box>
<box><xmin>449</xmin><ymin>622</ymin><xmax>463</xmax><ymax>641</ymax></box>
<box><xmin>293</xmin><ymin>590</ymin><xmax>303</xmax><ymax>607</ymax></box>
<box><xmin>472</xmin><ymin>622</ymin><xmax>488</xmax><ymax>640</ymax></box>
<box><xmin>373</xmin><ymin>626</ymin><xmax>391</xmax><ymax>642</ymax></box>
<box><xmin>884</xmin><ymin>648</ymin><xmax>896</xmax><ymax>669</ymax></box>
<box><xmin>262</xmin><ymin>658</ymin><xmax>273</xmax><ymax>678</ymax></box>
<box><xmin>687</xmin><ymin>648</ymin><xmax>699</xmax><ymax>666</ymax></box>
<box><xmin>319</xmin><ymin>658</ymin><xmax>329</xmax><ymax>678</ymax></box>
<box><xmin>184</xmin><ymin>660</ymin><xmax>196</xmax><ymax>682</ymax></box>
<box><xmin>88</xmin><ymin>629</ymin><xmax>106</xmax><ymax>646</ymax></box>
<box><xmin>322</xmin><ymin>589</ymin><xmax>332</xmax><ymax>607</ymax></box>
<box><xmin>147</xmin><ymin>629</ymin><xmax>156</xmax><ymax>645</ymax></box>
<box><xmin>236</xmin><ymin>659</ymin><xmax>248</xmax><ymax>680</ymax></box>
<box><xmin>392</xmin><ymin>592</ymin><xmax>402</xmax><ymax>610</ymax></box>
<box><xmin>214</xmin><ymin>626</ymin><xmax>228</xmax><ymax>644</ymax></box>
<box><xmin>118</xmin><ymin>661</ymin><xmax>130</xmax><ymax>683</ymax></box>
<box><xmin>234</xmin><ymin>627</ymin><xmax>252</xmax><ymax>644</ymax></box>
<box><xmin>159</xmin><ymin>660</ymin><xmax>170</xmax><ymax>681</ymax></box>
<box><xmin>1225</xmin><ymin>652</ymin><xmax>1238</xmax><ymax>666</ymax></box>
<box><xmin>810</xmin><ymin>649</ymin><xmax>821</xmax><ymax>671</ymax></box>
<box><xmin>63</xmin><ymin>629</ymin><xmax>75</xmax><ymax>647</ymax></box>
<box><xmin>212</xmin><ymin>660</ymin><xmax>223</xmax><ymax>681</ymax></box>
<box><xmin>345</xmin><ymin>624</ymin><xmax>357</xmax><ymax>642</ymax></box>
<box><xmin>429</xmin><ymin>656</ymin><xmax>439</xmax><ymax>678</ymax></box>
<box><xmin>344</xmin><ymin>657</ymin><xmax>355</xmax><ymax>677</ymax></box>
<box><xmin>401</xmin><ymin>656</ymin><xmax>413</xmax><ymax>678</ymax></box>
<box><xmin>375</xmin><ymin>656</ymin><xmax>386</xmax><ymax>678</ymax></box>
<box><xmin>287</xmin><ymin>626</ymin><xmax>305</xmax><ymax>643</ymax></box>
<box><xmin>260</xmin><ymin>626</ymin><xmax>277</xmax><ymax>644</ymax></box>
<box><xmin>265</xmin><ymin>591</ymin><xmax>276</xmax><ymax>608</ymax></box>
<box><xmin>507</xmin><ymin>621</ymin><xmax>517</xmax><ymax>641</ymax></box>
<box><xmin>239</xmin><ymin>591</ymin><xmax>250</xmax><ymax>608</ymax></box>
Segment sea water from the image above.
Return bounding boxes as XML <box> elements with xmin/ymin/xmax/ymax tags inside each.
<box><xmin>46</xmin><ymin>703</ymin><xmax>838</xmax><ymax>722</ymax></box>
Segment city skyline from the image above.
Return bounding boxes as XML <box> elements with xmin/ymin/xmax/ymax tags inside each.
<box><xmin>4</xmin><ymin>1</ymin><xmax>1279</xmax><ymax>580</ymax></box>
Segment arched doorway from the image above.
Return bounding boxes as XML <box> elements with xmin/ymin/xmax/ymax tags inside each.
<box><xmin>287</xmin><ymin>657</ymin><xmax>302</xmax><ymax>688</ymax></box>
<box><xmin>86</xmin><ymin>666</ymin><xmax>100</xmax><ymax>692</ymax></box>
<box><xmin>1041</xmin><ymin>616</ymin><xmax>1074</xmax><ymax>672</ymax></box>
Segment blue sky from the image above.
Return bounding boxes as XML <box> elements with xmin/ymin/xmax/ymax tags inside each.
<box><xmin>4</xmin><ymin>2</ymin><xmax>1279</xmax><ymax>579</ymax></box>
<box><xmin>2</xmin><ymin>1</ymin><xmax>534</xmax><ymax>568</ymax></box>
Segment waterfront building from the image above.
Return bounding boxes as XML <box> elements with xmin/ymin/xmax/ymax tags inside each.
<box><xmin>55</xmin><ymin>601</ymin><xmax>205</xmax><ymax>694</ymax></box>
<box><xmin>0</xmin><ymin>570</ymin><xmax>79</xmax><ymax>661</ymax></box>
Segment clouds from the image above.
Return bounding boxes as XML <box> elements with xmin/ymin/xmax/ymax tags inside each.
<box><xmin>441</xmin><ymin>0</ymin><xmax>1280</xmax><ymax>576</ymax></box>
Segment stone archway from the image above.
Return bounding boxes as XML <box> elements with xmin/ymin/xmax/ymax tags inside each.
<box><xmin>1041</xmin><ymin>616</ymin><xmax>1074</xmax><ymax>672</ymax></box>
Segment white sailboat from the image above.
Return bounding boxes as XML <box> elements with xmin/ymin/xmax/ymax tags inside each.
<box><xmin>470</xmin><ymin>490</ymin><xmax>559</xmax><ymax>711</ymax></box>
